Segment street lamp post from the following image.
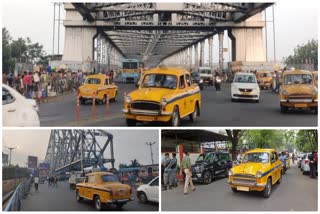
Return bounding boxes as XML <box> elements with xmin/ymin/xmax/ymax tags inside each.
<box><xmin>6</xmin><ymin>146</ymin><xmax>17</xmax><ymax>166</ymax></box>
<box><xmin>146</xmin><ymin>142</ymin><xmax>156</xmax><ymax>165</ymax></box>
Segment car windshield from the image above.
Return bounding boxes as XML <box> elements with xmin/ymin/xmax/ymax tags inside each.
<box><xmin>242</xmin><ymin>152</ymin><xmax>269</xmax><ymax>163</ymax></box>
<box><xmin>196</xmin><ymin>153</ymin><xmax>213</xmax><ymax>162</ymax></box>
<box><xmin>259</xmin><ymin>73</ymin><xmax>271</xmax><ymax>78</ymax></box>
<box><xmin>141</xmin><ymin>74</ymin><xmax>177</xmax><ymax>89</ymax></box>
<box><xmin>234</xmin><ymin>74</ymin><xmax>256</xmax><ymax>83</ymax></box>
<box><xmin>101</xmin><ymin>174</ymin><xmax>119</xmax><ymax>182</ymax></box>
<box><xmin>191</xmin><ymin>72</ymin><xmax>199</xmax><ymax>78</ymax></box>
<box><xmin>85</xmin><ymin>78</ymin><xmax>101</xmax><ymax>84</ymax></box>
<box><xmin>200</xmin><ymin>69</ymin><xmax>211</xmax><ymax>74</ymax></box>
<box><xmin>284</xmin><ymin>74</ymin><xmax>313</xmax><ymax>85</ymax></box>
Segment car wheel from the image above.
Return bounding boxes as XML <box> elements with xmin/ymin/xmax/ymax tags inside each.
<box><xmin>203</xmin><ymin>171</ymin><xmax>212</xmax><ymax>184</ymax></box>
<box><xmin>112</xmin><ymin>91</ymin><xmax>117</xmax><ymax>102</ymax></box>
<box><xmin>263</xmin><ymin>178</ymin><xmax>272</xmax><ymax>198</ymax></box>
<box><xmin>76</xmin><ymin>190</ymin><xmax>82</xmax><ymax>201</ymax></box>
<box><xmin>277</xmin><ymin>173</ymin><xmax>282</xmax><ymax>184</ymax></box>
<box><xmin>80</xmin><ymin>98</ymin><xmax>85</xmax><ymax>105</ymax></box>
<box><xmin>280</xmin><ymin>106</ymin><xmax>288</xmax><ymax>113</ymax></box>
<box><xmin>302</xmin><ymin>170</ymin><xmax>308</xmax><ymax>175</ymax></box>
<box><xmin>94</xmin><ymin>195</ymin><xmax>103</xmax><ymax>211</ymax></box>
<box><xmin>255</xmin><ymin>99</ymin><xmax>259</xmax><ymax>103</ymax></box>
<box><xmin>116</xmin><ymin>203</ymin><xmax>125</xmax><ymax>209</ymax></box>
<box><xmin>313</xmin><ymin>107</ymin><xmax>318</xmax><ymax>114</ymax></box>
<box><xmin>231</xmin><ymin>187</ymin><xmax>237</xmax><ymax>193</ymax></box>
<box><xmin>126</xmin><ymin>119</ymin><xmax>137</xmax><ymax>127</ymax></box>
<box><xmin>231</xmin><ymin>98</ymin><xmax>236</xmax><ymax>102</ymax></box>
<box><xmin>138</xmin><ymin>191</ymin><xmax>148</xmax><ymax>203</ymax></box>
<box><xmin>224</xmin><ymin>168</ymin><xmax>229</xmax><ymax>178</ymax></box>
<box><xmin>189</xmin><ymin>103</ymin><xmax>199</xmax><ymax>123</ymax></box>
<box><xmin>102</xmin><ymin>95</ymin><xmax>106</xmax><ymax>104</ymax></box>
<box><xmin>169</xmin><ymin>106</ymin><xmax>180</xmax><ymax>127</ymax></box>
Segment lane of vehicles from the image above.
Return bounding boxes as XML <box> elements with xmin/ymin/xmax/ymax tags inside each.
<box><xmin>76</xmin><ymin>172</ymin><xmax>132</xmax><ymax>211</ymax></box>
<box><xmin>2</xmin><ymin>84</ymin><xmax>40</xmax><ymax>126</ymax></box>
<box><xmin>78</xmin><ymin>74</ymin><xmax>118</xmax><ymax>105</ymax></box>
<box><xmin>231</xmin><ymin>72</ymin><xmax>260</xmax><ymax>102</ymax></box>
<box><xmin>279</xmin><ymin>69</ymin><xmax>318</xmax><ymax>114</ymax></box>
<box><xmin>228</xmin><ymin>149</ymin><xmax>282</xmax><ymax>198</ymax></box>
<box><xmin>123</xmin><ymin>67</ymin><xmax>201</xmax><ymax>126</ymax></box>
<box><xmin>137</xmin><ymin>176</ymin><xmax>159</xmax><ymax>203</ymax></box>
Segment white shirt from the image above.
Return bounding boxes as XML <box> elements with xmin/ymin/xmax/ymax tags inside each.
<box><xmin>34</xmin><ymin>177</ymin><xmax>39</xmax><ymax>183</ymax></box>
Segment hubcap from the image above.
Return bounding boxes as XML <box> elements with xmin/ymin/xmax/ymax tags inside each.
<box><xmin>173</xmin><ymin>111</ymin><xmax>178</xmax><ymax>126</ymax></box>
<box><xmin>267</xmin><ymin>182</ymin><xmax>271</xmax><ymax>195</ymax></box>
<box><xmin>96</xmin><ymin>198</ymin><xmax>101</xmax><ymax>210</ymax></box>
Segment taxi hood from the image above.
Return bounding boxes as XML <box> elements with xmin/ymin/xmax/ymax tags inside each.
<box><xmin>232</xmin><ymin>162</ymin><xmax>269</xmax><ymax>176</ymax></box>
<box><xmin>129</xmin><ymin>88</ymin><xmax>174</xmax><ymax>102</ymax></box>
<box><xmin>283</xmin><ymin>84</ymin><xmax>314</xmax><ymax>95</ymax></box>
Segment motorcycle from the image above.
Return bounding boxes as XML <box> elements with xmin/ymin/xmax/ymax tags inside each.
<box><xmin>215</xmin><ymin>76</ymin><xmax>222</xmax><ymax>91</ymax></box>
<box><xmin>282</xmin><ymin>161</ymin><xmax>287</xmax><ymax>175</ymax></box>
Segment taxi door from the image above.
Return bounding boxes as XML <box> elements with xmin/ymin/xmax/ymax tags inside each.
<box><xmin>105</xmin><ymin>78</ymin><xmax>117</xmax><ymax>99</ymax></box>
<box><xmin>178</xmin><ymin>75</ymin><xmax>188</xmax><ymax>117</ymax></box>
<box><xmin>185</xmin><ymin>73</ymin><xmax>196</xmax><ymax>114</ymax></box>
<box><xmin>270</xmin><ymin>152</ymin><xmax>279</xmax><ymax>184</ymax></box>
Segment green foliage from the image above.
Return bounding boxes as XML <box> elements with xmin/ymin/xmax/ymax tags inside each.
<box><xmin>118</xmin><ymin>159</ymin><xmax>141</xmax><ymax>169</ymax></box>
<box><xmin>295</xmin><ymin>130</ymin><xmax>317</xmax><ymax>152</ymax></box>
<box><xmin>242</xmin><ymin>130</ymin><xmax>284</xmax><ymax>150</ymax></box>
<box><xmin>283</xmin><ymin>39</ymin><xmax>318</xmax><ymax>70</ymax></box>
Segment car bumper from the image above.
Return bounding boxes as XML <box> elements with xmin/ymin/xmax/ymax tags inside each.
<box><xmin>280</xmin><ymin>99</ymin><xmax>317</xmax><ymax>108</ymax></box>
<box><xmin>228</xmin><ymin>180</ymin><xmax>266</xmax><ymax>191</ymax></box>
<box><xmin>123</xmin><ymin>109</ymin><xmax>172</xmax><ymax>122</ymax></box>
<box><xmin>106</xmin><ymin>198</ymin><xmax>131</xmax><ymax>204</ymax></box>
<box><xmin>191</xmin><ymin>172</ymin><xmax>204</xmax><ymax>182</ymax></box>
<box><xmin>232</xmin><ymin>93</ymin><xmax>259</xmax><ymax>100</ymax></box>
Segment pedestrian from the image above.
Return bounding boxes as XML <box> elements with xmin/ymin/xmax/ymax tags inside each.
<box><xmin>34</xmin><ymin>176</ymin><xmax>39</xmax><ymax>191</ymax></box>
<box><xmin>308</xmin><ymin>151</ymin><xmax>316</xmax><ymax>179</ymax></box>
<box><xmin>292</xmin><ymin>153</ymin><xmax>295</xmax><ymax>164</ymax></box>
<box><xmin>3</xmin><ymin>73</ymin><xmax>8</xmax><ymax>84</ymax></box>
<box><xmin>7</xmin><ymin>72</ymin><xmax>14</xmax><ymax>87</ymax></box>
<box><xmin>181</xmin><ymin>151</ymin><xmax>195</xmax><ymax>195</ymax></box>
<box><xmin>168</xmin><ymin>153</ymin><xmax>178</xmax><ymax>188</ymax></box>
<box><xmin>53</xmin><ymin>176</ymin><xmax>58</xmax><ymax>187</ymax></box>
<box><xmin>129</xmin><ymin>172</ymin><xmax>136</xmax><ymax>189</ymax></box>
<box><xmin>162</xmin><ymin>153</ymin><xmax>171</xmax><ymax>190</ymax></box>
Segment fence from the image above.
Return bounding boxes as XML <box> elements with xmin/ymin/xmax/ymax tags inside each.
<box><xmin>4</xmin><ymin>179</ymin><xmax>31</xmax><ymax>211</ymax></box>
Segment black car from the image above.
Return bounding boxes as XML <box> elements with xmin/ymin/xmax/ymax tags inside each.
<box><xmin>191</xmin><ymin>72</ymin><xmax>203</xmax><ymax>90</ymax></box>
<box><xmin>191</xmin><ymin>151</ymin><xmax>232</xmax><ymax>184</ymax></box>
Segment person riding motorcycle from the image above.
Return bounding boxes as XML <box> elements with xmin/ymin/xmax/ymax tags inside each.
<box><xmin>279</xmin><ymin>152</ymin><xmax>287</xmax><ymax>174</ymax></box>
<box><xmin>214</xmin><ymin>72</ymin><xmax>222</xmax><ymax>91</ymax></box>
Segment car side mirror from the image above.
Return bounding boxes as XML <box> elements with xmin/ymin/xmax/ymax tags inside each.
<box><xmin>135</xmin><ymin>83</ymin><xmax>139</xmax><ymax>88</ymax></box>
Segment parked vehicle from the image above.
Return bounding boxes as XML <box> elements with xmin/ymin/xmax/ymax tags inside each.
<box><xmin>191</xmin><ymin>151</ymin><xmax>232</xmax><ymax>184</ymax></box>
<box><xmin>76</xmin><ymin>172</ymin><xmax>132</xmax><ymax>211</ymax></box>
<box><xmin>231</xmin><ymin>72</ymin><xmax>260</xmax><ymax>102</ymax></box>
<box><xmin>68</xmin><ymin>171</ymin><xmax>84</xmax><ymax>190</ymax></box>
<box><xmin>123</xmin><ymin>67</ymin><xmax>201</xmax><ymax>126</ymax></box>
<box><xmin>228</xmin><ymin>148</ymin><xmax>282</xmax><ymax>198</ymax></box>
<box><xmin>137</xmin><ymin>176</ymin><xmax>159</xmax><ymax>203</ymax></box>
<box><xmin>2</xmin><ymin>84</ymin><xmax>40</xmax><ymax>127</ymax></box>
<box><xmin>297</xmin><ymin>153</ymin><xmax>305</xmax><ymax>168</ymax></box>
<box><xmin>199</xmin><ymin>67</ymin><xmax>214</xmax><ymax>86</ymax></box>
<box><xmin>301</xmin><ymin>153</ymin><xmax>312</xmax><ymax>175</ymax></box>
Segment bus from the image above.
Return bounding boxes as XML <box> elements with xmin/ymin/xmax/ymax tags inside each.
<box><xmin>121</xmin><ymin>59</ymin><xmax>141</xmax><ymax>83</ymax></box>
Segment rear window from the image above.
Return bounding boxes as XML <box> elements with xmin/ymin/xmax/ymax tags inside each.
<box><xmin>101</xmin><ymin>174</ymin><xmax>119</xmax><ymax>182</ymax></box>
<box><xmin>85</xmin><ymin>78</ymin><xmax>101</xmax><ymax>84</ymax></box>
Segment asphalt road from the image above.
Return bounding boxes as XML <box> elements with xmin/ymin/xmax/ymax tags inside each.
<box><xmin>39</xmin><ymin>83</ymin><xmax>317</xmax><ymax>127</ymax></box>
<box><xmin>21</xmin><ymin>181</ymin><xmax>158</xmax><ymax>211</ymax></box>
<box><xmin>161</xmin><ymin>163</ymin><xmax>318</xmax><ymax>211</ymax></box>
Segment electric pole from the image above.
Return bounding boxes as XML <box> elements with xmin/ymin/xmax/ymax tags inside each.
<box><xmin>146</xmin><ymin>142</ymin><xmax>156</xmax><ymax>165</ymax></box>
<box><xmin>6</xmin><ymin>146</ymin><xmax>17</xmax><ymax>166</ymax></box>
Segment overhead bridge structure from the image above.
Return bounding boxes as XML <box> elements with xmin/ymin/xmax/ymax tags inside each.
<box><xmin>62</xmin><ymin>2</ymin><xmax>273</xmax><ymax>70</ymax></box>
<box><xmin>44</xmin><ymin>130</ymin><xmax>115</xmax><ymax>174</ymax></box>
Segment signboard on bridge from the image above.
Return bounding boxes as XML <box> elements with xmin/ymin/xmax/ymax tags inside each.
<box><xmin>28</xmin><ymin>156</ymin><xmax>38</xmax><ymax>169</ymax></box>
<box><xmin>39</xmin><ymin>162</ymin><xmax>50</xmax><ymax>169</ymax></box>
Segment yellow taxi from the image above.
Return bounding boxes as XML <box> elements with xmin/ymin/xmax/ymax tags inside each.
<box><xmin>78</xmin><ymin>74</ymin><xmax>118</xmax><ymax>104</ymax></box>
<box><xmin>75</xmin><ymin>172</ymin><xmax>132</xmax><ymax>210</ymax></box>
<box><xmin>122</xmin><ymin>67</ymin><xmax>201</xmax><ymax>126</ymax></box>
<box><xmin>279</xmin><ymin>70</ymin><xmax>317</xmax><ymax>113</ymax></box>
<box><xmin>312</xmin><ymin>71</ymin><xmax>318</xmax><ymax>88</ymax></box>
<box><xmin>228</xmin><ymin>148</ymin><xmax>282</xmax><ymax>198</ymax></box>
<box><xmin>256</xmin><ymin>70</ymin><xmax>272</xmax><ymax>89</ymax></box>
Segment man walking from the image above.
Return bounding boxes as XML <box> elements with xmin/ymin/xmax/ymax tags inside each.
<box><xmin>162</xmin><ymin>153</ymin><xmax>171</xmax><ymax>190</ymax></box>
<box><xmin>181</xmin><ymin>151</ymin><xmax>195</xmax><ymax>195</ymax></box>
<box><xmin>168</xmin><ymin>153</ymin><xmax>178</xmax><ymax>188</ymax></box>
<box><xmin>309</xmin><ymin>151</ymin><xmax>316</xmax><ymax>179</ymax></box>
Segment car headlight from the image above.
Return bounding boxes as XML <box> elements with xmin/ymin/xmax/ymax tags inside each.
<box><xmin>199</xmin><ymin>79</ymin><xmax>203</xmax><ymax>84</ymax></box>
<box><xmin>282</xmin><ymin>89</ymin><xmax>288</xmax><ymax>96</ymax></box>
<box><xmin>256</xmin><ymin>171</ymin><xmax>262</xmax><ymax>178</ymax></box>
<box><xmin>312</xmin><ymin>87</ymin><xmax>318</xmax><ymax>97</ymax></box>
<box><xmin>228</xmin><ymin>170</ymin><xmax>233</xmax><ymax>176</ymax></box>
<box><xmin>124</xmin><ymin>95</ymin><xmax>132</xmax><ymax>104</ymax></box>
<box><xmin>160</xmin><ymin>97</ymin><xmax>167</xmax><ymax>107</ymax></box>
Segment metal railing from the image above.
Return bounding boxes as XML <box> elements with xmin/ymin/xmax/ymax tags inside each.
<box><xmin>4</xmin><ymin>179</ymin><xmax>31</xmax><ymax>211</ymax></box>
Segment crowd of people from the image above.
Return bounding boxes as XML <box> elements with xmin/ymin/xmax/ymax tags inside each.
<box><xmin>161</xmin><ymin>153</ymin><xmax>178</xmax><ymax>191</ymax></box>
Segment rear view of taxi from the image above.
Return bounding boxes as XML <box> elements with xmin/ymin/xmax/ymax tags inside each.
<box><xmin>231</xmin><ymin>72</ymin><xmax>260</xmax><ymax>102</ymax></box>
<box><xmin>279</xmin><ymin>70</ymin><xmax>317</xmax><ymax>113</ymax></box>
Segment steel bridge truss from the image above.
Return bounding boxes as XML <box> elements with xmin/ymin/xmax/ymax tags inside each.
<box><xmin>71</xmin><ymin>2</ymin><xmax>272</xmax><ymax>67</ymax></box>
<box><xmin>45</xmin><ymin>130</ymin><xmax>115</xmax><ymax>174</ymax></box>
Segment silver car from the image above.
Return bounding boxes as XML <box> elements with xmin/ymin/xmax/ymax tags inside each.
<box><xmin>300</xmin><ymin>153</ymin><xmax>311</xmax><ymax>175</ymax></box>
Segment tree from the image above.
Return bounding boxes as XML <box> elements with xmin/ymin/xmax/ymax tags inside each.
<box><xmin>242</xmin><ymin>130</ymin><xmax>284</xmax><ymax>150</ymax></box>
<box><xmin>284</xmin><ymin>39</ymin><xmax>318</xmax><ymax>70</ymax></box>
<box><xmin>2</xmin><ymin>28</ymin><xmax>15</xmax><ymax>73</ymax></box>
<box><xmin>295</xmin><ymin>130</ymin><xmax>317</xmax><ymax>152</ymax></box>
<box><xmin>129</xmin><ymin>159</ymin><xmax>141</xmax><ymax>167</ymax></box>
<box><xmin>226</xmin><ymin>130</ymin><xmax>245</xmax><ymax>161</ymax></box>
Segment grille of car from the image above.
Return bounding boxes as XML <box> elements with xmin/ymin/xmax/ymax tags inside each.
<box><xmin>131</xmin><ymin>101</ymin><xmax>161</xmax><ymax>111</ymax></box>
<box><xmin>234</xmin><ymin>94</ymin><xmax>258</xmax><ymax>98</ymax></box>
<box><xmin>232</xmin><ymin>177</ymin><xmax>256</xmax><ymax>185</ymax></box>
<box><xmin>288</xmin><ymin>94</ymin><xmax>313</xmax><ymax>99</ymax></box>
<box><xmin>239</xmin><ymin>89</ymin><xmax>253</xmax><ymax>92</ymax></box>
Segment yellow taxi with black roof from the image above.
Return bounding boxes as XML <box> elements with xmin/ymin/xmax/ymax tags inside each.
<box><xmin>228</xmin><ymin>148</ymin><xmax>282</xmax><ymax>198</ymax></box>
<box><xmin>122</xmin><ymin>67</ymin><xmax>201</xmax><ymax>126</ymax></box>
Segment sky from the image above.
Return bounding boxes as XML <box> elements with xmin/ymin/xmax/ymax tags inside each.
<box><xmin>1</xmin><ymin>1</ymin><xmax>318</xmax><ymax>62</ymax></box>
<box><xmin>2</xmin><ymin>129</ymin><xmax>159</xmax><ymax>168</ymax></box>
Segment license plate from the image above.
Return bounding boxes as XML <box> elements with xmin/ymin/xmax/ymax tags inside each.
<box><xmin>136</xmin><ymin>116</ymin><xmax>154</xmax><ymax>121</ymax></box>
<box><xmin>242</xmin><ymin>92</ymin><xmax>250</xmax><ymax>95</ymax></box>
<box><xmin>294</xmin><ymin>103</ymin><xmax>307</xmax><ymax>108</ymax></box>
<box><xmin>237</xmin><ymin>186</ymin><xmax>249</xmax><ymax>192</ymax></box>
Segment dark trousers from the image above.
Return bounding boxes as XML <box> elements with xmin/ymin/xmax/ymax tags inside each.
<box><xmin>310</xmin><ymin>163</ymin><xmax>317</xmax><ymax>178</ymax></box>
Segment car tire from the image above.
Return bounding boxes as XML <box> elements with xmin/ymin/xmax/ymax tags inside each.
<box><xmin>94</xmin><ymin>195</ymin><xmax>103</xmax><ymax>211</ymax></box>
<box><xmin>138</xmin><ymin>191</ymin><xmax>148</xmax><ymax>203</ymax></box>
<box><xmin>116</xmin><ymin>203</ymin><xmax>125</xmax><ymax>209</ymax></box>
<box><xmin>231</xmin><ymin>98</ymin><xmax>236</xmax><ymax>102</ymax></box>
<box><xmin>313</xmin><ymin>107</ymin><xmax>318</xmax><ymax>114</ymax></box>
<box><xmin>262</xmin><ymin>178</ymin><xmax>272</xmax><ymax>198</ymax></box>
<box><xmin>126</xmin><ymin>119</ymin><xmax>137</xmax><ymax>127</ymax></box>
<box><xmin>203</xmin><ymin>171</ymin><xmax>212</xmax><ymax>184</ymax></box>
<box><xmin>80</xmin><ymin>98</ymin><xmax>85</xmax><ymax>105</ymax></box>
<box><xmin>169</xmin><ymin>106</ymin><xmax>180</xmax><ymax>127</ymax></box>
<box><xmin>280</xmin><ymin>106</ymin><xmax>288</xmax><ymax>113</ymax></box>
<box><xmin>111</xmin><ymin>91</ymin><xmax>117</xmax><ymax>102</ymax></box>
<box><xmin>189</xmin><ymin>103</ymin><xmax>199</xmax><ymax>123</ymax></box>
<box><xmin>102</xmin><ymin>95</ymin><xmax>106</xmax><ymax>104</ymax></box>
<box><xmin>224</xmin><ymin>168</ymin><xmax>229</xmax><ymax>178</ymax></box>
<box><xmin>231</xmin><ymin>187</ymin><xmax>237</xmax><ymax>193</ymax></box>
<box><xmin>76</xmin><ymin>190</ymin><xmax>82</xmax><ymax>202</ymax></box>
<box><xmin>302</xmin><ymin>170</ymin><xmax>308</xmax><ymax>175</ymax></box>
<box><xmin>277</xmin><ymin>173</ymin><xmax>282</xmax><ymax>184</ymax></box>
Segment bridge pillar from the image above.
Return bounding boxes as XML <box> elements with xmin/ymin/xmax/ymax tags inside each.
<box><xmin>189</xmin><ymin>46</ymin><xmax>193</xmax><ymax>70</ymax></box>
<box><xmin>194</xmin><ymin>43</ymin><xmax>199</xmax><ymax>70</ymax></box>
<box><xmin>208</xmin><ymin>36</ymin><xmax>213</xmax><ymax>69</ymax></box>
<box><xmin>200</xmin><ymin>40</ymin><xmax>205</xmax><ymax>67</ymax></box>
<box><xmin>218</xmin><ymin>31</ymin><xmax>224</xmax><ymax>72</ymax></box>
<box><xmin>63</xmin><ymin>27</ymin><xmax>97</xmax><ymax>62</ymax></box>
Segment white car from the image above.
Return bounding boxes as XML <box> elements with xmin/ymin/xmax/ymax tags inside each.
<box><xmin>199</xmin><ymin>67</ymin><xmax>214</xmax><ymax>86</ymax></box>
<box><xmin>231</xmin><ymin>72</ymin><xmax>260</xmax><ymax>102</ymax></box>
<box><xmin>301</xmin><ymin>153</ymin><xmax>311</xmax><ymax>175</ymax></box>
<box><xmin>137</xmin><ymin>176</ymin><xmax>159</xmax><ymax>203</ymax></box>
<box><xmin>2</xmin><ymin>84</ymin><xmax>40</xmax><ymax>127</ymax></box>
